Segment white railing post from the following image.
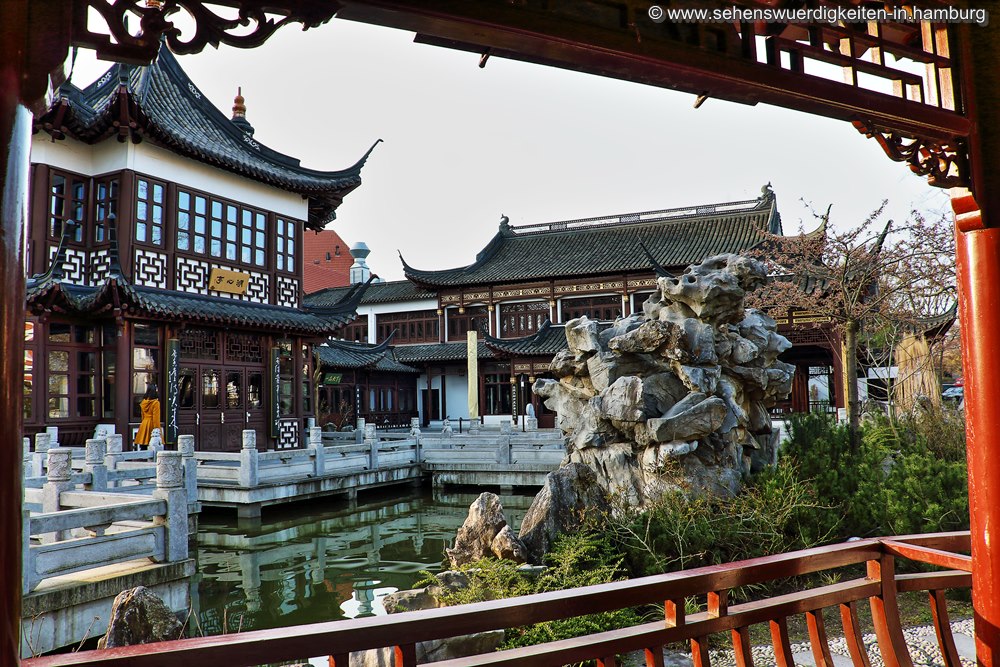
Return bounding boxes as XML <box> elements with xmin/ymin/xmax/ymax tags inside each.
<box><xmin>240</xmin><ymin>429</ymin><xmax>259</xmax><ymax>487</ymax></box>
<box><xmin>83</xmin><ymin>438</ymin><xmax>108</xmax><ymax>492</ymax></box>
<box><xmin>42</xmin><ymin>448</ymin><xmax>73</xmax><ymax>543</ymax></box>
<box><xmin>149</xmin><ymin>427</ymin><xmax>163</xmax><ymax>453</ymax></box>
<box><xmin>178</xmin><ymin>434</ymin><xmax>197</xmax><ymax>504</ymax></box>
<box><xmin>46</xmin><ymin>425</ymin><xmax>59</xmax><ymax>448</ymax></box>
<box><xmin>32</xmin><ymin>432</ymin><xmax>50</xmax><ymax>478</ymax></box>
<box><xmin>525</xmin><ymin>416</ymin><xmax>539</xmax><ymax>431</ymax></box>
<box><xmin>497</xmin><ymin>422</ymin><xmax>512</xmax><ymax>464</ymax></box>
<box><xmin>309</xmin><ymin>426</ymin><xmax>325</xmax><ymax>476</ymax></box>
<box><xmin>365</xmin><ymin>423</ymin><xmax>378</xmax><ymax>470</ymax></box>
<box><xmin>410</xmin><ymin>418</ymin><xmax>422</xmax><ymax>464</ymax></box>
<box><xmin>22</xmin><ymin>437</ymin><xmax>31</xmax><ymax>477</ymax></box>
<box><xmin>105</xmin><ymin>433</ymin><xmax>123</xmax><ymax>488</ymax></box>
<box><xmin>22</xmin><ymin>508</ymin><xmax>34</xmax><ymax>595</ymax></box>
<box><xmin>153</xmin><ymin>451</ymin><xmax>188</xmax><ymax>562</ymax></box>
<box><xmin>356</xmin><ymin>418</ymin><xmax>366</xmax><ymax>444</ymax></box>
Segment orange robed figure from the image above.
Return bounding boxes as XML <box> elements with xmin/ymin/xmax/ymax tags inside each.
<box><xmin>135</xmin><ymin>386</ymin><xmax>161</xmax><ymax>447</ymax></box>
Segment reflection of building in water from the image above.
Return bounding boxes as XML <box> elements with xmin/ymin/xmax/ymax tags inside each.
<box><xmin>24</xmin><ymin>45</ymin><xmax>376</xmax><ymax>451</ymax></box>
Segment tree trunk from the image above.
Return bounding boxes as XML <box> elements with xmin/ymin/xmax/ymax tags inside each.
<box><xmin>842</xmin><ymin>320</ymin><xmax>860</xmax><ymax>445</ymax></box>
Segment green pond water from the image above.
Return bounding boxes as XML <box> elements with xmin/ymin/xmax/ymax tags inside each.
<box><xmin>190</xmin><ymin>488</ymin><xmax>533</xmax><ymax>636</ymax></box>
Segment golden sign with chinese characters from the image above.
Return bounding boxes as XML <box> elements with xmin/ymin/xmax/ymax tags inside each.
<box><xmin>208</xmin><ymin>268</ymin><xmax>250</xmax><ymax>295</ymax></box>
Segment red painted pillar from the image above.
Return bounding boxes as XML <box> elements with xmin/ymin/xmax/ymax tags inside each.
<box><xmin>953</xmin><ymin>191</ymin><xmax>1000</xmax><ymax>667</ymax></box>
<box><xmin>0</xmin><ymin>5</ymin><xmax>30</xmax><ymax>663</ymax></box>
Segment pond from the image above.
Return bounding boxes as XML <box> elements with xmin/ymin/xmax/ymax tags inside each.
<box><xmin>190</xmin><ymin>488</ymin><xmax>534</xmax><ymax>637</ymax></box>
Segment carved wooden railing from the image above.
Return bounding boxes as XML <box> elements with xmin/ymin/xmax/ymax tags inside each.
<box><xmin>23</xmin><ymin>532</ymin><xmax>971</xmax><ymax>667</ymax></box>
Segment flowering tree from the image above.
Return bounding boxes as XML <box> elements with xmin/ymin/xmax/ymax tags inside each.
<box><xmin>747</xmin><ymin>203</ymin><xmax>956</xmax><ymax>439</ymax></box>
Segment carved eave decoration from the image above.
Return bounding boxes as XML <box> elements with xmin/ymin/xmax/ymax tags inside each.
<box><xmin>852</xmin><ymin>120</ymin><xmax>968</xmax><ymax>189</ymax></box>
<box><xmin>72</xmin><ymin>0</ymin><xmax>341</xmax><ymax>65</ymax></box>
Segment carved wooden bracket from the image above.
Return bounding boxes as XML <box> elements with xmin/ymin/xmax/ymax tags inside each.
<box><xmin>71</xmin><ymin>0</ymin><xmax>341</xmax><ymax>64</ymax></box>
<box><xmin>853</xmin><ymin>120</ymin><xmax>969</xmax><ymax>189</ymax></box>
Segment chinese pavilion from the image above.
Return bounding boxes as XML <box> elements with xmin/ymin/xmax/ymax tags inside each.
<box><xmin>24</xmin><ymin>46</ymin><xmax>376</xmax><ymax>451</ymax></box>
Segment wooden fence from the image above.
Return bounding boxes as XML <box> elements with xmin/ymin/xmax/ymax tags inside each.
<box><xmin>23</xmin><ymin>532</ymin><xmax>970</xmax><ymax>667</ymax></box>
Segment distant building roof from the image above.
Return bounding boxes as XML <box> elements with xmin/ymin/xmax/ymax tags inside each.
<box><xmin>36</xmin><ymin>46</ymin><xmax>379</xmax><ymax>230</ymax></box>
<box><xmin>303</xmin><ymin>229</ymin><xmax>354</xmax><ymax>293</ymax></box>
<box><xmin>393</xmin><ymin>341</ymin><xmax>496</xmax><ymax>364</ymax></box>
<box><xmin>484</xmin><ymin>320</ymin><xmax>569</xmax><ymax>357</ymax></box>
<box><xmin>316</xmin><ymin>338</ymin><xmax>421</xmax><ymax>373</ymax></box>
<box><xmin>400</xmin><ymin>189</ymin><xmax>782</xmax><ymax>287</ymax></box>
<box><xmin>305</xmin><ymin>279</ymin><xmax>437</xmax><ymax>308</ymax></box>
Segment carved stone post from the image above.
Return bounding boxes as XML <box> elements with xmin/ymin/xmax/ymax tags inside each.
<box><xmin>409</xmin><ymin>417</ymin><xmax>421</xmax><ymax>438</ymax></box>
<box><xmin>239</xmin><ymin>429</ymin><xmax>259</xmax><ymax>487</ymax></box>
<box><xmin>525</xmin><ymin>416</ymin><xmax>539</xmax><ymax>431</ymax></box>
<box><xmin>441</xmin><ymin>418</ymin><xmax>453</xmax><ymax>437</ymax></box>
<box><xmin>355</xmin><ymin>418</ymin><xmax>366</xmax><ymax>444</ymax></box>
<box><xmin>148</xmin><ymin>427</ymin><xmax>163</xmax><ymax>452</ymax></box>
<box><xmin>45</xmin><ymin>425</ymin><xmax>59</xmax><ymax>449</ymax></box>
<box><xmin>83</xmin><ymin>438</ymin><xmax>107</xmax><ymax>492</ymax></box>
<box><xmin>31</xmin><ymin>432</ymin><xmax>49</xmax><ymax>478</ymax></box>
<box><xmin>309</xmin><ymin>426</ymin><xmax>325</xmax><ymax>476</ymax></box>
<box><xmin>22</xmin><ymin>437</ymin><xmax>30</xmax><ymax>479</ymax></box>
<box><xmin>105</xmin><ymin>433</ymin><xmax>123</xmax><ymax>488</ymax></box>
<box><xmin>365</xmin><ymin>423</ymin><xmax>378</xmax><ymax>470</ymax></box>
<box><xmin>42</xmin><ymin>448</ymin><xmax>73</xmax><ymax>543</ymax></box>
<box><xmin>153</xmin><ymin>451</ymin><xmax>188</xmax><ymax>562</ymax></box>
<box><xmin>496</xmin><ymin>430</ymin><xmax>512</xmax><ymax>466</ymax></box>
<box><xmin>178</xmin><ymin>434</ymin><xmax>197</xmax><ymax>505</ymax></box>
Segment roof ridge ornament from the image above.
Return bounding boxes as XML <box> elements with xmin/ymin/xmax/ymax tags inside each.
<box><xmin>231</xmin><ymin>86</ymin><xmax>255</xmax><ymax>136</ymax></box>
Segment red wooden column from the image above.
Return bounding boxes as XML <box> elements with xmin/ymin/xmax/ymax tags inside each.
<box><xmin>953</xmin><ymin>190</ymin><xmax>1000</xmax><ymax>667</ymax></box>
<box><xmin>0</xmin><ymin>3</ymin><xmax>30</xmax><ymax>663</ymax></box>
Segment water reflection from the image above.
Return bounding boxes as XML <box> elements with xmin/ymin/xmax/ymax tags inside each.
<box><xmin>192</xmin><ymin>489</ymin><xmax>534</xmax><ymax>636</ymax></box>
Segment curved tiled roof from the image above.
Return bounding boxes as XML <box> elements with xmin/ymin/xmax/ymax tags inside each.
<box><xmin>393</xmin><ymin>341</ymin><xmax>496</xmax><ymax>364</ymax></box>
<box><xmin>305</xmin><ymin>279</ymin><xmax>437</xmax><ymax>308</ymax></box>
<box><xmin>401</xmin><ymin>191</ymin><xmax>781</xmax><ymax>287</ymax></box>
<box><xmin>484</xmin><ymin>321</ymin><xmax>569</xmax><ymax>357</ymax></box>
<box><xmin>26</xmin><ymin>280</ymin><xmax>357</xmax><ymax>335</ymax></box>
<box><xmin>37</xmin><ymin>47</ymin><xmax>378</xmax><ymax>230</ymax></box>
<box><xmin>316</xmin><ymin>338</ymin><xmax>420</xmax><ymax>373</ymax></box>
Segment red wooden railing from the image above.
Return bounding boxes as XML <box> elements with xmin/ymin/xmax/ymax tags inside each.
<box><xmin>24</xmin><ymin>532</ymin><xmax>972</xmax><ymax>667</ymax></box>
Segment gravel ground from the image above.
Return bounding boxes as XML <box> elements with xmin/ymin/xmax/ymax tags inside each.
<box><xmin>622</xmin><ymin>618</ymin><xmax>976</xmax><ymax>667</ymax></box>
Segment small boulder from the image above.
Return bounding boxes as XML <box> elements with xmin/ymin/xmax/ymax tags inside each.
<box><xmin>648</xmin><ymin>396</ymin><xmax>728</xmax><ymax>443</ymax></box>
<box><xmin>490</xmin><ymin>525</ymin><xmax>528</xmax><ymax>563</ymax></box>
<box><xmin>97</xmin><ymin>586</ymin><xmax>182</xmax><ymax>649</ymax></box>
<box><xmin>518</xmin><ymin>463</ymin><xmax>610</xmax><ymax>564</ymax></box>
<box><xmin>446</xmin><ymin>492</ymin><xmax>509</xmax><ymax>568</ymax></box>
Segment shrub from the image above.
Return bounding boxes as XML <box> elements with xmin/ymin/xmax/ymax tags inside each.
<box><xmin>437</xmin><ymin>530</ymin><xmax>643</xmax><ymax>651</ymax></box>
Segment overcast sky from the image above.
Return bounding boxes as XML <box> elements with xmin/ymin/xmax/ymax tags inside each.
<box><xmin>69</xmin><ymin>17</ymin><xmax>951</xmax><ymax>282</ymax></box>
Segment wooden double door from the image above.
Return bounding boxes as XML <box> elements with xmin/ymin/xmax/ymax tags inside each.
<box><xmin>177</xmin><ymin>362</ymin><xmax>266</xmax><ymax>452</ymax></box>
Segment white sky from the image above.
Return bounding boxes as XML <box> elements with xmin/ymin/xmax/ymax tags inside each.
<box><xmin>68</xmin><ymin>17</ymin><xmax>951</xmax><ymax>282</ymax></box>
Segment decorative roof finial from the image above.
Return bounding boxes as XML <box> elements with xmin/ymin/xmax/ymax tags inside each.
<box><xmin>231</xmin><ymin>87</ymin><xmax>255</xmax><ymax>136</ymax></box>
<box><xmin>760</xmin><ymin>182</ymin><xmax>774</xmax><ymax>198</ymax></box>
<box><xmin>232</xmin><ymin>87</ymin><xmax>246</xmax><ymax>118</ymax></box>
<box><xmin>499</xmin><ymin>214</ymin><xmax>510</xmax><ymax>232</ymax></box>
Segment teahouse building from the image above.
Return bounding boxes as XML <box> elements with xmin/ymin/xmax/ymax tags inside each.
<box><xmin>307</xmin><ymin>187</ymin><xmax>840</xmax><ymax>427</ymax></box>
<box><xmin>25</xmin><ymin>47</ymin><xmax>377</xmax><ymax>451</ymax></box>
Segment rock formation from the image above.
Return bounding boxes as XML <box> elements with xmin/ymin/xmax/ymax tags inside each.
<box><xmin>97</xmin><ymin>586</ymin><xmax>183</xmax><ymax>649</ymax></box>
<box><xmin>534</xmin><ymin>254</ymin><xmax>793</xmax><ymax>504</ymax></box>
<box><xmin>447</xmin><ymin>492</ymin><xmax>528</xmax><ymax>568</ymax></box>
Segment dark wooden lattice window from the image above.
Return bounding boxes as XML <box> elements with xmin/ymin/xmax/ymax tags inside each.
<box><xmin>242</xmin><ymin>209</ymin><xmax>267</xmax><ymax>267</ymax></box>
<box><xmin>561</xmin><ymin>295</ymin><xmax>622</xmax><ymax>322</ymax></box>
<box><xmin>177</xmin><ymin>189</ymin><xmax>208</xmax><ymax>254</ymax></box>
<box><xmin>500</xmin><ymin>301</ymin><xmax>549</xmax><ymax>338</ymax></box>
<box><xmin>93</xmin><ymin>176</ymin><xmax>118</xmax><ymax>243</ymax></box>
<box><xmin>484</xmin><ymin>363</ymin><xmax>513</xmax><ymax>415</ymax></box>
<box><xmin>276</xmin><ymin>217</ymin><xmax>297</xmax><ymax>274</ymax></box>
<box><xmin>134</xmin><ymin>177</ymin><xmax>165</xmax><ymax>246</ymax></box>
<box><xmin>225</xmin><ymin>333</ymin><xmax>263</xmax><ymax>364</ymax></box>
<box><xmin>375</xmin><ymin>310</ymin><xmax>439</xmax><ymax>344</ymax></box>
<box><xmin>337</xmin><ymin>318</ymin><xmax>369</xmax><ymax>343</ymax></box>
<box><xmin>447</xmin><ymin>306</ymin><xmax>489</xmax><ymax>342</ymax></box>
<box><xmin>48</xmin><ymin>170</ymin><xmax>88</xmax><ymax>242</ymax></box>
<box><xmin>180</xmin><ymin>327</ymin><xmax>220</xmax><ymax>360</ymax></box>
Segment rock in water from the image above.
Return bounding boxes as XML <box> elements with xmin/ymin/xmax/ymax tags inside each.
<box><xmin>446</xmin><ymin>492</ymin><xmax>509</xmax><ymax>568</ymax></box>
<box><xmin>518</xmin><ymin>463</ymin><xmax>611</xmax><ymax>564</ymax></box>
<box><xmin>97</xmin><ymin>586</ymin><xmax>182</xmax><ymax>648</ymax></box>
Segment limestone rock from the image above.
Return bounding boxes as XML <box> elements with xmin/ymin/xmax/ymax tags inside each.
<box><xmin>565</xmin><ymin>316</ymin><xmax>601</xmax><ymax>356</ymax></box>
<box><xmin>647</xmin><ymin>396</ymin><xmax>727</xmax><ymax>443</ymax></box>
<box><xmin>382</xmin><ymin>588</ymin><xmax>440</xmax><ymax>614</ymax></box>
<box><xmin>518</xmin><ymin>463</ymin><xmax>610</xmax><ymax>563</ymax></box>
<box><xmin>97</xmin><ymin>586</ymin><xmax>182</xmax><ymax>649</ymax></box>
<box><xmin>491</xmin><ymin>525</ymin><xmax>528</xmax><ymax>563</ymax></box>
<box><xmin>599</xmin><ymin>376</ymin><xmax>648</xmax><ymax>423</ymax></box>
<box><xmin>446</xmin><ymin>492</ymin><xmax>509</xmax><ymax>568</ymax></box>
